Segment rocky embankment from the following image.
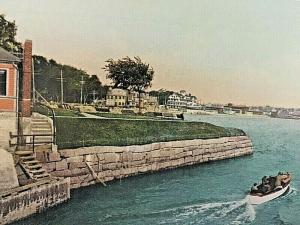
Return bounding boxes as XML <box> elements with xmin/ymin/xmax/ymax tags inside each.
<box><xmin>39</xmin><ymin>135</ymin><xmax>253</xmax><ymax>189</ymax></box>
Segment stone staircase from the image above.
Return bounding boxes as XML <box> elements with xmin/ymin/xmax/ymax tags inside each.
<box><xmin>15</xmin><ymin>150</ymin><xmax>51</xmax><ymax>181</ymax></box>
<box><xmin>31</xmin><ymin>116</ymin><xmax>53</xmax><ymax>146</ymax></box>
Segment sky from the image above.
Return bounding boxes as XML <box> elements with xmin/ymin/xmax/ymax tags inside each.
<box><xmin>2</xmin><ymin>0</ymin><xmax>300</xmax><ymax>107</ymax></box>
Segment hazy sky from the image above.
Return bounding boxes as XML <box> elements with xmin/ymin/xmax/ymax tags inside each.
<box><xmin>2</xmin><ymin>0</ymin><xmax>300</xmax><ymax>107</ymax></box>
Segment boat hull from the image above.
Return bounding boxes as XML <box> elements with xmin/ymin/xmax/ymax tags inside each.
<box><xmin>248</xmin><ymin>184</ymin><xmax>290</xmax><ymax>205</ymax></box>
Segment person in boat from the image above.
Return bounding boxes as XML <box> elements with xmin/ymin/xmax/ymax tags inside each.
<box><xmin>260</xmin><ymin>176</ymin><xmax>272</xmax><ymax>193</ymax></box>
<box><xmin>251</xmin><ymin>183</ymin><xmax>259</xmax><ymax>192</ymax></box>
<box><xmin>262</xmin><ymin>176</ymin><xmax>268</xmax><ymax>184</ymax></box>
<box><xmin>275</xmin><ymin>172</ymin><xmax>290</xmax><ymax>187</ymax></box>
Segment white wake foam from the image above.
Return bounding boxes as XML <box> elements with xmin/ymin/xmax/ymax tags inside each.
<box><xmin>159</xmin><ymin>196</ymin><xmax>256</xmax><ymax>225</ymax></box>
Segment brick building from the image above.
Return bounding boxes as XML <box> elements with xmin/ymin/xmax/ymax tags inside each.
<box><xmin>0</xmin><ymin>40</ymin><xmax>33</xmax><ymax>149</ymax></box>
<box><xmin>0</xmin><ymin>40</ymin><xmax>32</xmax><ymax>115</ymax></box>
<box><xmin>0</xmin><ymin>47</ymin><xmax>21</xmax><ymax>112</ymax></box>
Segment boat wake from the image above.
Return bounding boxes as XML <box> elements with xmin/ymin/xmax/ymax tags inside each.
<box><xmin>158</xmin><ymin>197</ymin><xmax>255</xmax><ymax>225</ymax></box>
<box><xmin>280</xmin><ymin>187</ymin><xmax>297</xmax><ymax>200</ymax></box>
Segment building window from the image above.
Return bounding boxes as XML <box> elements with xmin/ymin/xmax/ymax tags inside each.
<box><xmin>0</xmin><ymin>70</ymin><xmax>7</xmax><ymax>96</ymax></box>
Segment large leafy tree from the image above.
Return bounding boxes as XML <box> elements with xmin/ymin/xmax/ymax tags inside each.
<box><xmin>0</xmin><ymin>14</ymin><xmax>22</xmax><ymax>52</ymax></box>
<box><xmin>103</xmin><ymin>56</ymin><xmax>154</xmax><ymax>111</ymax></box>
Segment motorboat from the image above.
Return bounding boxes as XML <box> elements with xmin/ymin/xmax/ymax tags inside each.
<box><xmin>248</xmin><ymin>172</ymin><xmax>291</xmax><ymax>205</ymax></box>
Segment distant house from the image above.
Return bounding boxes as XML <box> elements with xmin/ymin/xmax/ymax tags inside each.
<box><xmin>106</xmin><ymin>88</ymin><xmax>128</xmax><ymax>107</ymax></box>
<box><xmin>0</xmin><ymin>47</ymin><xmax>21</xmax><ymax>112</ymax></box>
<box><xmin>167</xmin><ymin>91</ymin><xmax>198</xmax><ymax>109</ymax></box>
<box><xmin>128</xmin><ymin>91</ymin><xmax>158</xmax><ymax>108</ymax></box>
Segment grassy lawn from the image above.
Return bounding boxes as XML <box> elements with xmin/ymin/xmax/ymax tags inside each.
<box><xmin>56</xmin><ymin>117</ymin><xmax>245</xmax><ymax>149</ymax></box>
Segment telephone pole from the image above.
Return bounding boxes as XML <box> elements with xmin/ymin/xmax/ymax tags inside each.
<box><xmin>80</xmin><ymin>75</ymin><xmax>85</xmax><ymax>105</ymax></box>
<box><xmin>92</xmin><ymin>90</ymin><xmax>96</xmax><ymax>103</ymax></box>
<box><xmin>60</xmin><ymin>69</ymin><xmax>64</xmax><ymax>105</ymax></box>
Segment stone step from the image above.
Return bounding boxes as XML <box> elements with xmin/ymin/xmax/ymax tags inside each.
<box><xmin>31</xmin><ymin>130</ymin><xmax>53</xmax><ymax>135</ymax></box>
<box><xmin>34</xmin><ymin>174</ymin><xmax>51</xmax><ymax>179</ymax></box>
<box><xmin>32</xmin><ymin>123</ymin><xmax>52</xmax><ymax>129</ymax></box>
<box><xmin>20</xmin><ymin>155</ymin><xmax>35</xmax><ymax>161</ymax></box>
<box><xmin>32</xmin><ymin>119</ymin><xmax>49</xmax><ymax>123</ymax></box>
<box><xmin>32</xmin><ymin>118</ymin><xmax>49</xmax><ymax>122</ymax></box>
<box><xmin>33</xmin><ymin>137</ymin><xmax>53</xmax><ymax>141</ymax></box>
<box><xmin>15</xmin><ymin>151</ymin><xmax>33</xmax><ymax>156</ymax></box>
<box><xmin>31</xmin><ymin>169</ymin><xmax>46</xmax><ymax>174</ymax></box>
<box><xmin>23</xmin><ymin>160</ymin><xmax>40</xmax><ymax>165</ymax></box>
<box><xmin>27</xmin><ymin>164</ymin><xmax>42</xmax><ymax>169</ymax></box>
<box><xmin>32</xmin><ymin>126</ymin><xmax>52</xmax><ymax>130</ymax></box>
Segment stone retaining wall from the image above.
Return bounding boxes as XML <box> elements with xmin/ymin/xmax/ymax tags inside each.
<box><xmin>0</xmin><ymin>178</ymin><xmax>70</xmax><ymax>225</ymax></box>
<box><xmin>41</xmin><ymin>136</ymin><xmax>253</xmax><ymax>189</ymax></box>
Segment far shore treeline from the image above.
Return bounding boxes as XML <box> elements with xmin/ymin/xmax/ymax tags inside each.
<box><xmin>33</xmin><ymin>55</ymin><xmax>108</xmax><ymax>103</ymax></box>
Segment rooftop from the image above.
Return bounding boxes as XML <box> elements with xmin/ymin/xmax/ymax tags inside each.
<box><xmin>0</xmin><ymin>47</ymin><xmax>21</xmax><ymax>63</ymax></box>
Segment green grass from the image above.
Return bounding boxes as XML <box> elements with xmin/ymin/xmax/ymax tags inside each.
<box><xmin>56</xmin><ymin>117</ymin><xmax>245</xmax><ymax>149</ymax></box>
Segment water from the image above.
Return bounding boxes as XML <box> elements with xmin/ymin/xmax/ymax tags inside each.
<box><xmin>13</xmin><ymin>115</ymin><xmax>300</xmax><ymax>225</ymax></box>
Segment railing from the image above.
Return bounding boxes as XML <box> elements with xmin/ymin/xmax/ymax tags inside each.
<box><xmin>9</xmin><ymin>132</ymin><xmax>55</xmax><ymax>153</ymax></box>
<box><xmin>33</xmin><ymin>102</ymin><xmax>57</xmax><ymax>145</ymax></box>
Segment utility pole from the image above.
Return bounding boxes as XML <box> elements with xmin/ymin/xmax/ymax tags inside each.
<box><xmin>80</xmin><ymin>75</ymin><xmax>85</xmax><ymax>105</ymax></box>
<box><xmin>92</xmin><ymin>90</ymin><xmax>96</xmax><ymax>103</ymax></box>
<box><xmin>60</xmin><ymin>69</ymin><xmax>64</xmax><ymax>105</ymax></box>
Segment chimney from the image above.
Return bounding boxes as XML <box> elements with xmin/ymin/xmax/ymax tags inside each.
<box><xmin>21</xmin><ymin>40</ymin><xmax>32</xmax><ymax>117</ymax></box>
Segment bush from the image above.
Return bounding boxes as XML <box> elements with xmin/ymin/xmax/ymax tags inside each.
<box><xmin>55</xmin><ymin>117</ymin><xmax>245</xmax><ymax>149</ymax></box>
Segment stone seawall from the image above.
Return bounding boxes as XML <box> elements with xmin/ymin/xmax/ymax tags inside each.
<box><xmin>41</xmin><ymin>136</ymin><xmax>253</xmax><ymax>189</ymax></box>
<box><xmin>0</xmin><ymin>178</ymin><xmax>70</xmax><ymax>225</ymax></box>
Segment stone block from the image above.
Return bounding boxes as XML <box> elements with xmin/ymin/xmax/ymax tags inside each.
<box><xmin>193</xmin><ymin>148</ymin><xmax>204</xmax><ymax>156</ymax></box>
<box><xmin>66</xmin><ymin>156</ymin><xmax>84</xmax><ymax>163</ymax></box>
<box><xmin>33</xmin><ymin>152</ymin><xmax>45</xmax><ymax>162</ymax></box>
<box><xmin>47</xmin><ymin>152</ymin><xmax>61</xmax><ymax>162</ymax></box>
<box><xmin>184</xmin><ymin>156</ymin><xmax>194</xmax><ymax>164</ymax></box>
<box><xmin>121</xmin><ymin>151</ymin><xmax>133</xmax><ymax>162</ymax></box>
<box><xmin>71</xmin><ymin>168</ymin><xmax>89</xmax><ymax>176</ymax></box>
<box><xmin>138</xmin><ymin>165</ymin><xmax>150</xmax><ymax>173</ymax></box>
<box><xmin>194</xmin><ymin>155</ymin><xmax>203</xmax><ymax>162</ymax></box>
<box><xmin>96</xmin><ymin>153</ymin><xmax>104</xmax><ymax>161</ymax></box>
<box><xmin>59</xmin><ymin>149</ymin><xmax>76</xmax><ymax>158</ymax></box>
<box><xmin>132</xmin><ymin>152</ymin><xmax>145</xmax><ymax>161</ymax></box>
<box><xmin>44</xmin><ymin>162</ymin><xmax>56</xmax><ymax>172</ymax></box>
<box><xmin>104</xmin><ymin>153</ymin><xmax>119</xmax><ymax>163</ymax></box>
<box><xmin>129</xmin><ymin>160</ymin><xmax>145</xmax><ymax>167</ymax></box>
<box><xmin>68</xmin><ymin>162</ymin><xmax>87</xmax><ymax>170</ymax></box>
<box><xmin>160</xmin><ymin>149</ymin><xmax>171</xmax><ymax>157</ymax></box>
<box><xmin>105</xmin><ymin>163</ymin><xmax>121</xmax><ymax>170</ymax></box>
<box><xmin>151</xmin><ymin>150</ymin><xmax>160</xmax><ymax>158</ymax></box>
<box><xmin>85</xmin><ymin>154</ymin><xmax>95</xmax><ymax>162</ymax></box>
<box><xmin>51</xmin><ymin>169</ymin><xmax>72</xmax><ymax>177</ymax></box>
<box><xmin>151</xmin><ymin>142</ymin><xmax>161</xmax><ymax>150</ymax></box>
<box><xmin>151</xmin><ymin>163</ymin><xmax>158</xmax><ymax>171</ymax></box>
<box><xmin>56</xmin><ymin>160</ymin><xmax>68</xmax><ymax>171</ymax></box>
<box><xmin>70</xmin><ymin>176</ymin><xmax>81</xmax><ymax>185</ymax></box>
<box><xmin>172</xmin><ymin>141</ymin><xmax>184</xmax><ymax>148</ymax></box>
<box><xmin>112</xmin><ymin>170</ymin><xmax>121</xmax><ymax>178</ymax></box>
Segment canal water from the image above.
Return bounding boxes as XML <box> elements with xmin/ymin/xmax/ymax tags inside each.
<box><xmin>13</xmin><ymin>115</ymin><xmax>300</xmax><ymax>225</ymax></box>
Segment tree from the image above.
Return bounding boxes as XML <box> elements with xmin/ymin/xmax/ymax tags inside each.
<box><xmin>34</xmin><ymin>55</ymin><xmax>106</xmax><ymax>104</ymax></box>
<box><xmin>0</xmin><ymin>14</ymin><xmax>22</xmax><ymax>52</ymax></box>
<box><xmin>103</xmin><ymin>56</ymin><xmax>154</xmax><ymax>112</ymax></box>
<box><xmin>149</xmin><ymin>89</ymin><xmax>174</xmax><ymax>106</ymax></box>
